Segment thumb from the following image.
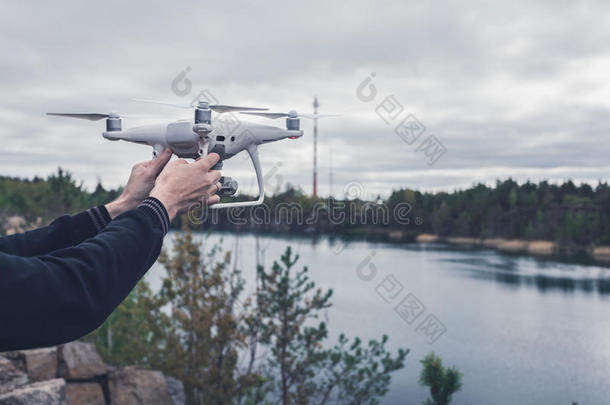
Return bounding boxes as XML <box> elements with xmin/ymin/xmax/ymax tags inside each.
<box><xmin>195</xmin><ymin>152</ymin><xmax>220</xmax><ymax>170</ymax></box>
<box><xmin>151</xmin><ymin>148</ymin><xmax>172</xmax><ymax>175</ymax></box>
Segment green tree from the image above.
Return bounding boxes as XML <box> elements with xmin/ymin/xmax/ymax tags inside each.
<box><xmin>254</xmin><ymin>247</ymin><xmax>408</xmax><ymax>404</ymax></box>
<box><xmin>155</xmin><ymin>228</ymin><xmax>259</xmax><ymax>404</ymax></box>
<box><xmin>419</xmin><ymin>353</ymin><xmax>462</xmax><ymax>405</ymax></box>
<box><xmin>86</xmin><ymin>279</ymin><xmax>166</xmax><ymax>367</ymax></box>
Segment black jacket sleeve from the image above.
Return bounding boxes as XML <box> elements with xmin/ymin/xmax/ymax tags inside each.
<box><xmin>0</xmin><ymin>206</ymin><xmax>111</xmax><ymax>257</ymax></box>
<box><xmin>0</xmin><ymin>197</ymin><xmax>170</xmax><ymax>351</ymax></box>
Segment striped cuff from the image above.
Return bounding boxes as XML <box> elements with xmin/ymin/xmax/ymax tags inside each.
<box><xmin>86</xmin><ymin>205</ymin><xmax>112</xmax><ymax>233</ymax></box>
<box><xmin>138</xmin><ymin>197</ymin><xmax>170</xmax><ymax>235</ymax></box>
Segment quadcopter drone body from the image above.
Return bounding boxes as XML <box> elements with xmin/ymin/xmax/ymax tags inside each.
<box><xmin>47</xmin><ymin>99</ymin><xmax>335</xmax><ymax>209</ymax></box>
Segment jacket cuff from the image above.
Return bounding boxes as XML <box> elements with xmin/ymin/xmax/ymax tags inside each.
<box><xmin>138</xmin><ymin>197</ymin><xmax>170</xmax><ymax>235</ymax></box>
<box><xmin>85</xmin><ymin>205</ymin><xmax>112</xmax><ymax>234</ymax></box>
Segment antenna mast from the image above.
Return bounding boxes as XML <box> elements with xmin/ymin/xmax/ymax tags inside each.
<box><xmin>329</xmin><ymin>148</ymin><xmax>334</xmax><ymax>198</ymax></box>
<box><xmin>312</xmin><ymin>96</ymin><xmax>319</xmax><ymax>198</ymax></box>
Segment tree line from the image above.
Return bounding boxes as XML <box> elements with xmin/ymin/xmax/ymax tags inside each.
<box><xmin>0</xmin><ymin>168</ymin><xmax>119</xmax><ymax>227</ymax></box>
<box><xmin>388</xmin><ymin>179</ymin><xmax>610</xmax><ymax>251</ymax></box>
<box><xmin>3</xmin><ymin>169</ymin><xmax>607</xmax><ymax>253</ymax></box>
<box><xmin>187</xmin><ymin>179</ymin><xmax>610</xmax><ymax>253</ymax></box>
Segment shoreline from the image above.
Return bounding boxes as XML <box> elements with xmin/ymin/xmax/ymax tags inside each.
<box><xmin>180</xmin><ymin>228</ymin><xmax>610</xmax><ymax>267</ymax></box>
<box><xmin>415</xmin><ymin>234</ymin><xmax>610</xmax><ymax>263</ymax></box>
<box><xmin>6</xmin><ymin>213</ymin><xmax>609</xmax><ymax>265</ymax></box>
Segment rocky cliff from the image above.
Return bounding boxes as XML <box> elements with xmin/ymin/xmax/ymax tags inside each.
<box><xmin>0</xmin><ymin>341</ymin><xmax>184</xmax><ymax>405</ymax></box>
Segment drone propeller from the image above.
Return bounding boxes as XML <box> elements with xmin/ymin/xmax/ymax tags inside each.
<box><xmin>46</xmin><ymin>112</ymin><xmax>152</xmax><ymax>120</ymax></box>
<box><xmin>132</xmin><ymin>98</ymin><xmax>268</xmax><ymax>113</ymax></box>
<box><xmin>46</xmin><ymin>112</ymin><xmax>114</xmax><ymax>121</ymax></box>
<box><xmin>240</xmin><ymin>110</ymin><xmax>339</xmax><ymax>120</ymax></box>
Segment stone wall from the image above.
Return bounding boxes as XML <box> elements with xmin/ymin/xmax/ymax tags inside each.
<box><xmin>0</xmin><ymin>341</ymin><xmax>184</xmax><ymax>405</ymax></box>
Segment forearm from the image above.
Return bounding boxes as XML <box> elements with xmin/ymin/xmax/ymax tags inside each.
<box><xmin>0</xmin><ymin>198</ymin><xmax>169</xmax><ymax>351</ymax></box>
<box><xmin>0</xmin><ymin>206</ymin><xmax>111</xmax><ymax>257</ymax></box>
<box><xmin>104</xmin><ymin>195</ymin><xmax>141</xmax><ymax>219</ymax></box>
<box><xmin>0</xmin><ymin>193</ymin><xmax>142</xmax><ymax>257</ymax></box>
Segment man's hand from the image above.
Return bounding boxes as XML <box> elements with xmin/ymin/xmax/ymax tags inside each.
<box><xmin>105</xmin><ymin>149</ymin><xmax>173</xmax><ymax>218</ymax></box>
<box><xmin>150</xmin><ymin>153</ymin><xmax>222</xmax><ymax>221</ymax></box>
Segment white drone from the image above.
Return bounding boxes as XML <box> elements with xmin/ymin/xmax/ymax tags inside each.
<box><xmin>47</xmin><ymin>99</ymin><xmax>336</xmax><ymax>209</ymax></box>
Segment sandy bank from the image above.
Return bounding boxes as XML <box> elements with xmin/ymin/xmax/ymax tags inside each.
<box><xmin>592</xmin><ymin>246</ymin><xmax>610</xmax><ymax>262</ymax></box>
<box><xmin>445</xmin><ymin>237</ymin><xmax>481</xmax><ymax>245</ymax></box>
<box><xmin>417</xmin><ymin>234</ymin><xmax>557</xmax><ymax>257</ymax></box>
<box><xmin>527</xmin><ymin>241</ymin><xmax>555</xmax><ymax>255</ymax></box>
<box><xmin>415</xmin><ymin>234</ymin><xmax>440</xmax><ymax>243</ymax></box>
<box><xmin>416</xmin><ymin>233</ymin><xmax>610</xmax><ymax>263</ymax></box>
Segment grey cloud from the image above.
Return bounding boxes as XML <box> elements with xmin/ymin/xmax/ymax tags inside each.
<box><xmin>0</xmin><ymin>0</ymin><xmax>609</xmax><ymax>196</ymax></box>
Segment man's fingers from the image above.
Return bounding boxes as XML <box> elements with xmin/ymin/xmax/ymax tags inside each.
<box><xmin>204</xmin><ymin>179</ymin><xmax>222</xmax><ymax>196</ymax></box>
<box><xmin>206</xmin><ymin>195</ymin><xmax>221</xmax><ymax>205</ymax></box>
<box><xmin>195</xmin><ymin>153</ymin><xmax>220</xmax><ymax>170</ymax></box>
<box><xmin>172</xmin><ymin>158</ymin><xmax>188</xmax><ymax>166</ymax></box>
<box><xmin>205</xmin><ymin>170</ymin><xmax>222</xmax><ymax>184</ymax></box>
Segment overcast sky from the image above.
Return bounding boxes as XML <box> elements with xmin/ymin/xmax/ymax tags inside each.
<box><xmin>1</xmin><ymin>0</ymin><xmax>609</xmax><ymax>198</ymax></box>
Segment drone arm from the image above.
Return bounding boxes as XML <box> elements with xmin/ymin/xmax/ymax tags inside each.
<box><xmin>211</xmin><ymin>144</ymin><xmax>265</xmax><ymax>209</ymax></box>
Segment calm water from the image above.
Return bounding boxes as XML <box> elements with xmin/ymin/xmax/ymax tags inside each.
<box><xmin>147</xmin><ymin>232</ymin><xmax>610</xmax><ymax>405</ymax></box>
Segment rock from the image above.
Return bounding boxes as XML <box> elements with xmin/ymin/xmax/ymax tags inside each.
<box><xmin>0</xmin><ymin>378</ymin><xmax>67</xmax><ymax>405</ymax></box>
<box><xmin>58</xmin><ymin>342</ymin><xmax>105</xmax><ymax>380</ymax></box>
<box><xmin>388</xmin><ymin>230</ymin><xmax>404</xmax><ymax>241</ymax></box>
<box><xmin>108</xmin><ymin>367</ymin><xmax>172</xmax><ymax>405</ymax></box>
<box><xmin>496</xmin><ymin>240</ymin><xmax>527</xmax><ymax>252</ymax></box>
<box><xmin>446</xmin><ymin>236</ymin><xmax>481</xmax><ymax>245</ymax></box>
<box><xmin>527</xmin><ymin>240</ymin><xmax>555</xmax><ymax>256</ymax></box>
<box><xmin>415</xmin><ymin>233</ymin><xmax>439</xmax><ymax>243</ymax></box>
<box><xmin>22</xmin><ymin>348</ymin><xmax>58</xmax><ymax>382</ymax></box>
<box><xmin>481</xmin><ymin>238</ymin><xmax>505</xmax><ymax>248</ymax></box>
<box><xmin>0</xmin><ymin>356</ymin><xmax>29</xmax><ymax>395</ymax></box>
<box><xmin>593</xmin><ymin>246</ymin><xmax>610</xmax><ymax>262</ymax></box>
<box><xmin>165</xmin><ymin>377</ymin><xmax>185</xmax><ymax>405</ymax></box>
<box><xmin>0</xmin><ymin>353</ymin><xmax>25</xmax><ymax>373</ymax></box>
<box><xmin>3</xmin><ymin>216</ymin><xmax>26</xmax><ymax>235</ymax></box>
<box><xmin>65</xmin><ymin>383</ymin><xmax>104</xmax><ymax>405</ymax></box>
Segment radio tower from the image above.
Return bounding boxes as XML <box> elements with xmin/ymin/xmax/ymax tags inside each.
<box><xmin>312</xmin><ymin>96</ymin><xmax>319</xmax><ymax>197</ymax></box>
<box><xmin>329</xmin><ymin>147</ymin><xmax>334</xmax><ymax>198</ymax></box>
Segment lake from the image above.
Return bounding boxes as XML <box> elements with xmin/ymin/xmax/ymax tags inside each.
<box><xmin>147</xmin><ymin>231</ymin><xmax>610</xmax><ymax>405</ymax></box>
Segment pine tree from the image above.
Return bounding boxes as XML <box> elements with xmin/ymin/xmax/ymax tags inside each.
<box><xmin>156</xmin><ymin>227</ymin><xmax>259</xmax><ymax>404</ymax></box>
<box><xmin>419</xmin><ymin>353</ymin><xmax>462</xmax><ymax>405</ymax></box>
<box><xmin>255</xmin><ymin>247</ymin><xmax>408</xmax><ymax>404</ymax></box>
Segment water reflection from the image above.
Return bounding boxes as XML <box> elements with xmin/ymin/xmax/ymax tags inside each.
<box><xmin>431</xmin><ymin>244</ymin><xmax>610</xmax><ymax>295</ymax></box>
<box><xmin>211</xmin><ymin>232</ymin><xmax>610</xmax><ymax>296</ymax></box>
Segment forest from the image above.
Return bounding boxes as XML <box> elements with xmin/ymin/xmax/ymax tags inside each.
<box><xmin>1</xmin><ymin>169</ymin><xmax>609</xmax><ymax>254</ymax></box>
